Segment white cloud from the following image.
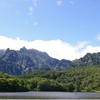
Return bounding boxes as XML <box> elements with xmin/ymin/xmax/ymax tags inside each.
<box><xmin>29</xmin><ymin>6</ymin><xmax>33</xmax><ymax>12</ymax></box>
<box><xmin>81</xmin><ymin>45</ymin><xmax>100</xmax><ymax>57</ymax></box>
<box><xmin>32</xmin><ymin>0</ymin><xmax>37</xmax><ymax>7</ymax></box>
<box><xmin>33</xmin><ymin>22</ymin><xmax>38</xmax><ymax>26</ymax></box>
<box><xmin>27</xmin><ymin>6</ymin><xmax>34</xmax><ymax>16</ymax></box>
<box><xmin>69</xmin><ymin>0</ymin><xmax>74</xmax><ymax>5</ymax></box>
<box><xmin>1</xmin><ymin>35</ymin><xmax>100</xmax><ymax>60</ymax></box>
<box><xmin>57</xmin><ymin>0</ymin><xmax>62</xmax><ymax>6</ymax></box>
<box><xmin>27</xmin><ymin>0</ymin><xmax>37</xmax><ymax>16</ymax></box>
<box><xmin>76</xmin><ymin>41</ymin><xmax>90</xmax><ymax>49</ymax></box>
<box><xmin>96</xmin><ymin>34</ymin><xmax>100</xmax><ymax>41</ymax></box>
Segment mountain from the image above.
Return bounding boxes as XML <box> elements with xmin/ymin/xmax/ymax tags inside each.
<box><xmin>0</xmin><ymin>47</ymin><xmax>72</xmax><ymax>75</ymax></box>
<box><xmin>0</xmin><ymin>47</ymin><xmax>100</xmax><ymax>75</ymax></box>
<box><xmin>0</xmin><ymin>49</ymin><xmax>4</xmax><ymax>57</ymax></box>
<box><xmin>73</xmin><ymin>52</ymin><xmax>100</xmax><ymax>67</ymax></box>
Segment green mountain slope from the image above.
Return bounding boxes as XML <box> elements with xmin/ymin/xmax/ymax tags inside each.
<box><xmin>0</xmin><ymin>66</ymin><xmax>99</xmax><ymax>92</ymax></box>
<box><xmin>19</xmin><ymin>66</ymin><xmax>100</xmax><ymax>92</ymax></box>
<box><xmin>0</xmin><ymin>72</ymin><xmax>28</xmax><ymax>92</ymax></box>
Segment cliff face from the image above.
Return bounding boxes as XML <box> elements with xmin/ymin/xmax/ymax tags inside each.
<box><xmin>0</xmin><ymin>47</ymin><xmax>100</xmax><ymax>75</ymax></box>
<box><xmin>0</xmin><ymin>47</ymin><xmax>71</xmax><ymax>75</ymax></box>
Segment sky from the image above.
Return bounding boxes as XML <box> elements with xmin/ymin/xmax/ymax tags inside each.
<box><xmin>0</xmin><ymin>0</ymin><xmax>100</xmax><ymax>60</ymax></box>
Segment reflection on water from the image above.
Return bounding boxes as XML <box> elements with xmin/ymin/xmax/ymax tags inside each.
<box><xmin>0</xmin><ymin>92</ymin><xmax>100</xmax><ymax>99</ymax></box>
<box><xmin>0</xmin><ymin>99</ymin><xmax>99</xmax><ymax>100</ymax></box>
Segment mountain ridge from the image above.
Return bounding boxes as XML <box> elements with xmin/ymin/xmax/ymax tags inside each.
<box><xmin>0</xmin><ymin>47</ymin><xmax>72</xmax><ymax>75</ymax></box>
<box><xmin>0</xmin><ymin>47</ymin><xmax>100</xmax><ymax>75</ymax></box>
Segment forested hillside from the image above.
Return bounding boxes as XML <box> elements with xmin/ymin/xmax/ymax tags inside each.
<box><xmin>0</xmin><ymin>66</ymin><xmax>100</xmax><ymax>92</ymax></box>
<box><xmin>0</xmin><ymin>72</ymin><xmax>28</xmax><ymax>92</ymax></box>
<box><xmin>19</xmin><ymin>66</ymin><xmax>100</xmax><ymax>92</ymax></box>
<box><xmin>0</xmin><ymin>48</ymin><xmax>100</xmax><ymax>92</ymax></box>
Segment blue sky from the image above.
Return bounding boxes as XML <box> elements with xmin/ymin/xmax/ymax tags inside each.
<box><xmin>0</xmin><ymin>0</ymin><xmax>100</xmax><ymax>60</ymax></box>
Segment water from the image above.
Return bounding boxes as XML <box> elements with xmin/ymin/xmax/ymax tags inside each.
<box><xmin>0</xmin><ymin>92</ymin><xmax>100</xmax><ymax>99</ymax></box>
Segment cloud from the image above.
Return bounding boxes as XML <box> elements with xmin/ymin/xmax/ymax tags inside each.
<box><xmin>96</xmin><ymin>34</ymin><xmax>100</xmax><ymax>41</ymax></box>
<box><xmin>27</xmin><ymin>0</ymin><xmax>37</xmax><ymax>16</ymax></box>
<box><xmin>27</xmin><ymin>6</ymin><xmax>34</xmax><ymax>16</ymax></box>
<box><xmin>1</xmin><ymin>35</ymin><xmax>100</xmax><ymax>60</ymax></box>
<box><xmin>33</xmin><ymin>22</ymin><xmax>38</xmax><ymax>26</ymax></box>
<box><xmin>57</xmin><ymin>0</ymin><xmax>62</xmax><ymax>6</ymax></box>
<box><xmin>1</xmin><ymin>1</ymin><xmax>9</xmax><ymax>8</ymax></box>
<box><xmin>32</xmin><ymin>0</ymin><xmax>37</xmax><ymax>7</ymax></box>
<box><xmin>76</xmin><ymin>41</ymin><xmax>90</xmax><ymax>49</ymax></box>
<box><xmin>69</xmin><ymin>0</ymin><xmax>74</xmax><ymax>5</ymax></box>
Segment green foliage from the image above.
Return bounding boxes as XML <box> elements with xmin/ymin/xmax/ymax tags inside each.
<box><xmin>0</xmin><ymin>48</ymin><xmax>100</xmax><ymax>92</ymax></box>
<box><xmin>19</xmin><ymin>66</ymin><xmax>100</xmax><ymax>92</ymax></box>
<box><xmin>36</xmin><ymin>79</ymin><xmax>65</xmax><ymax>91</ymax></box>
<box><xmin>0</xmin><ymin>72</ymin><xmax>28</xmax><ymax>92</ymax></box>
<box><xmin>0</xmin><ymin>66</ymin><xmax>100</xmax><ymax>92</ymax></box>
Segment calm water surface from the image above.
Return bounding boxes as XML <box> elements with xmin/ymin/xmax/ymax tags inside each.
<box><xmin>0</xmin><ymin>92</ymin><xmax>100</xmax><ymax>99</ymax></box>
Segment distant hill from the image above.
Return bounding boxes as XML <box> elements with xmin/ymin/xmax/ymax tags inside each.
<box><xmin>0</xmin><ymin>47</ymin><xmax>72</xmax><ymax>75</ymax></box>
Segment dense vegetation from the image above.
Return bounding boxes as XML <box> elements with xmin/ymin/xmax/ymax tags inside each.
<box><xmin>0</xmin><ymin>72</ymin><xmax>28</xmax><ymax>92</ymax></box>
<box><xmin>0</xmin><ymin>66</ymin><xmax>100</xmax><ymax>92</ymax></box>
<box><xmin>0</xmin><ymin>48</ymin><xmax>100</xmax><ymax>92</ymax></box>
